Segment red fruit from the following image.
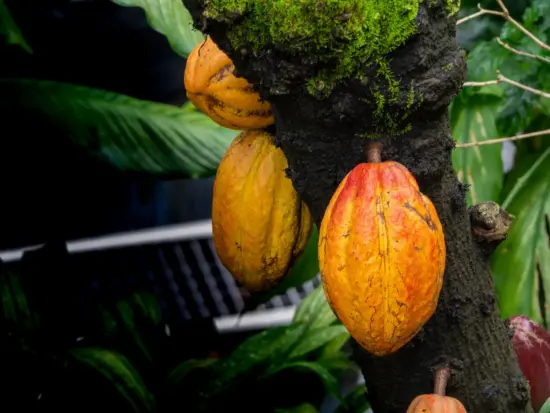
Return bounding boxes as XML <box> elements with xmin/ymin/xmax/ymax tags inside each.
<box><xmin>509</xmin><ymin>315</ymin><xmax>550</xmax><ymax>412</ymax></box>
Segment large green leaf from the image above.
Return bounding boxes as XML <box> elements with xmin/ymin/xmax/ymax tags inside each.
<box><xmin>0</xmin><ymin>79</ymin><xmax>239</xmax><ymax>178</ymax></box>
<box><xmin>165</xmin><ymin>358</ymin><xmax>218</xmax><ymax>390</ymax></box>
<box><xmin>293</xmin><ymin>283</ymin><xmax>337</xmax><ymax>329</ymax></box>
<box><xmin>492</xmin><ymin>147</ymin><xmax>550</xmax><ymax>324</ymax></box>
<box><xmin>70</xmin><ymin>347</ymin><xmax>156</xmax><ymax>413</ymax></box>
<box><xmin>0</xmin><ymin>1</ymin><xmax>32</xmax><ymax>52</ymax></box>
<box><xmin>336</xmin><ymin>384</ymin><xmax>369</xmax><ymax>413</ymax></box>
<box><xmin>268</xmin><ymin>361</ymin><xmax>341</xmax><ymax>400</ymax></box>
<box><xmin>242</xmin><ymin>225</ymin><xmax>320</xmax><ymax>312</ymax></box>
<box><xmin>111</xmin><ymin>0</ymin><xmax>204</xmax><ymax>57</ymax></box>
<box><xmin>540</xmin><ymin>398</ymin><xmax>550</xmax><ymax>413</ymax></box>
<box><xmin>451</xmin><ymin>98</ymin><xmax>503</xmax><ymax>205</ymax></box>
<box><xmin>288</xmin><ymin>324</ymin><xmax>349</xmax><ymax>360</ymax></box>
<box><xmin>275</xmin><ymin>404</ymin><xmax>318</xmax><ymax>413</ymax></box>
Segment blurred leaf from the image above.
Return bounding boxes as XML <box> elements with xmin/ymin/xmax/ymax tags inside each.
<box><xmin>336</xmin><ymin>384</ymin><xmax>369</xmax><ymax>413</ymax></box>
<box><xmin>293</xmin><ymin>284</ymin><xmax>337</xmax><ymax>329</ymax></box>
<box><xmin>316</xmin><ymin>355</ymin><xmax>354</xmax><ymax>372</ymax></box>
<box><xmin>289</xmin><ymin>325</ymin><xmax>348</xmax><ymax>360</ymax></box>
<box><xmin>320</xmin><ymin>332</ymin><xmax>350</xmax><ymax>359</ymax></box>
<box><xmin>0</xmin><ymin>79</ymin><xmax>238</xmax><ymax>178</ymax></box>
<box><xmin>213</xmin><ymin>324</ymin><xmax>307</xmax><ymax>387</ymax></box>
<box><xmin>540</xmin><ymin>398</ymin><xmax>550</xmax><ymax>413</ymax></box>
<box><xmin>0</xmin><ymin>264</ymin><xmax>37</xmax><ymax>337</ymax></box>
<box><xmin>130</xmin><ymin>291</ymin><xmax>163</xmax><ymax>326</ymax></box>
<box><xmin>111</xmin><ymin>0</ymin><xmax>204</xmax><ymax>57</ymax></box>
<box><xmin>0</xmin><ymin>1</ymin><xmax>32</xmax><ymax>53</ymax></box>
<box><xmin>165</xmin><ymin>358</ymin><xmax>217</xmax><ymax>389</ymax></box>
<box><xmin>70</xmin><ymin>347</ymin><xmax>156</xmax><ymax>413</ymax></box>
<box><xmin>243</xmin><ymin>226</ymin><xmax>320</xmax><ymax>312</ymax></box>
<box><xmin>275</xmin><ymin>403</ymin><xmax>318</xmax><ymax>413</ymax></box>
<box><xmin>492</xmin><ymin>147</ymin><xmax>550</xmax><ymax>324</ymax></box>
<box><xmin>269</xmin><ymin>361</ymin><xmax>341</xmax><ymax>400</ymax></box>
<box><xmin>451</xmin><ymin>98</ymin><xmax>503</xmax><ymax>205</ymax></box>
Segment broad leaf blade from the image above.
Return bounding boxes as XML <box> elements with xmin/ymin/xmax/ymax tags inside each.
<box><xmin>70</xmin><ymin>347</ymin><xmax>156</xmax><ymax>413</ymax></box>
<box><xmin>293</xmin><ymin>284</ymin><xmax>336</xmax><ymax>329</ymax></box>
<box><xmin>111</xmin><ymin>0</ymin><xmax>204</xmax><ymax>57</ymax></box>
<box><xmin>336</xmin><ymin>384</ymin><xmax>369</xmax><ymax>413</ymax></box>
<box><xmin>275</xmin><ymin>403</ymin><xmax>318</xmax><ymax>413</ymax></box>
<box><xmin>492</xmin><ymin>147</ymin><xmax>550</xmax><ymax>324</ymax></box>
<box><xmin>0</xmin><ymin>2</ymin><xmax>32</xmax><ymax>53</ymax></box>
<box><xmin>540</xmin><ymin>398</ymin><xmax>550</xmax><ymax>413</ymax></box>
<box><xmin>0</xmin><ymin>79</ymin><xmax>238</xmax><ymax>178</ymax></box>
<box><xmin>165</xmin><ymin>358</ymin><xmax>218</xmax><ymax>389</ymax></box>
<box><xmin>289</xmin><ymin>325</ymin><xmax>348</xmax><ymax>359</ymax></box>
<box><xmin>452</xmin><ymin>100</ymin><xmax>503</xmax><ymax>206</ymax></box>
<box><xmin>269</xmin><ymin>361</ymin><xmax>341</xmax><ymax>400</ymax></box>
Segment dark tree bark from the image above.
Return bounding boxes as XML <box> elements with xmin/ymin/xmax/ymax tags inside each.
<box><xmin>183</xmin><ymin>1</ymin><xmax>533</xmax><ymax>412</ymax></box>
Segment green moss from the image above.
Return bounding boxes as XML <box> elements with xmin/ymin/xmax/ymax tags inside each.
<box><xmin>204</xmin><ymin>0</ymin><xmax>459</xmax><ymax>135</ymax></box>
<box><xmin>443</xmin><ymin>63</ymin><xmax>454</xmax><ymax>71</ymax></box>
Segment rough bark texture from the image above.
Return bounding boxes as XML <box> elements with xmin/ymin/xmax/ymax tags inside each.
<box><xmin>183</xmin><ymin>1</ymin><xmax>534</xmax><ymax>412</ymax></box>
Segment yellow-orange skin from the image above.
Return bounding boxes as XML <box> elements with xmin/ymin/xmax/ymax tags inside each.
<box><xmin>212</xmin><ymin>130</ymin><xmax>312</xmax><ymax>293</ymax></box>
<box><xmin>184</xmin><ymin>37</ymin><xmax>274</xmax><ymax>130</ymax></box>
<box><xmin>406</xmin><ymin>394</ymin><xmax>468</xmax><ymax>413</ymax></box>
<box><xmin>318</xmin><ymin>161</ymin><xmax>446</xmax><ymax>356</ymax></box>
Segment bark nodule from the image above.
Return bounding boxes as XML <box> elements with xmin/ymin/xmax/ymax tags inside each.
<box><xmin>183</xmin><ymin>1</ymin><xmax>534</xmax><ymax>412</ymax></box>
<box><xmin>469</xmin><ymin>201</ymin><xmax>515</xmax><ymax>255</ymax></box>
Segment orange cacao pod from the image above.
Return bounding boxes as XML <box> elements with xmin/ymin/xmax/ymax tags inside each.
<box><xmin>212</xmin><ymin>129</ymin><xmax>312</xmax><ymax>293</ymax></box>
<box><xmin>318</xmin><ymin>160</ymin><xmax>446</xmax><ymax>356</ymax></box>
<box><xmin>184</xmin><ymin>37</ymin><xmax>274</xmax><ymax>130</ymax></box>
<box><xmin>406</xmin><ymin>394</ymin><xmax>467</xmax><ymax>413</ymax></box>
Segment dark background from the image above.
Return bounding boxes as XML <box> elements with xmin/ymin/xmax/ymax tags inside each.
<box><xmin>0</xmin><ymin>0</ymin><xmax>214</xmax><ymax>250</ymax></box>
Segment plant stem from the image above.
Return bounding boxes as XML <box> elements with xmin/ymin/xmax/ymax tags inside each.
<box><xmin>366</xmin><ymin>141</ymin><xmax>383</xmax><ymax>163</ymax></box>
<box><xmin>434</xmin><ymin>367</ymin><xmax>451</xmax><ymax>396</ymax></box>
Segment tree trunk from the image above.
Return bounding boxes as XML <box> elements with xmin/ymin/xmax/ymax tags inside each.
<box><xmin>183</xmin><ymin>1</ymin><xmax>533</xmax><ymax>412</ymax></box>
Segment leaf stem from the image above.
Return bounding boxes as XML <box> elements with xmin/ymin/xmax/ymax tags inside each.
<box><xmin>455</xmin><ymin>129</ymin><xmax>550</xmax><ymax>148</ymax></box>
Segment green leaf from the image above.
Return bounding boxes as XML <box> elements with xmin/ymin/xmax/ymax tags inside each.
<box><xmin>130</xmin><ymin>291</ymin><xmax>162</xmax><ymax>326</ymax></box>
<box><xmin>288</xmin><ymin>324</ymin><xmax>349</xmax><ymax>359</ymax></box>
<box><xmin>336</xmin><ymin>384</ymin><xmax>369</xmax><ymax>413</ymax></box>
<box><xmin>243</xmin><ymin>226</ymin><xmax>320</xmax><ymax>311</ymax></box>
<box><xmin>540</xmin><ymin>398</ymin><xmax>550</xmax><ymax>413</ymax></box>
<box><xmin>316</xmin><ymin>355</ymin><xmax>354</xmax><ymax>372</ymax></box>
<box><xmin>275</xmin><ymin>403</ymin><xmax>318</xmax><ymax>413</ymax></box>
<box><xmin>293</xmin><ymin>284</ymin><xmax>337</xmax><ymax>329</ymax></box>
<box><xmin>269</xmin><ymin>361</ymin><xmax>341</xmax><ymax>400</ymax></box>
<box><xmin>0</xmin><ymin>1</ymin><xmax>32</xmax><ymax>53</ymax></box>
<box><xmin>111</xmin><ymin>0</ymin><xmax>204</xmax><ymax>57</ymax></box>
<box><xmin>320</xmin><ymin>332</ymin><xmax>350</xmax><ymax>359</ymax></box>
<box><xmin>492</xmin><ymin>147</ymin><xmax>550</xmax><ymax>324</ymax></box>
<box><xmin>0</xmin><ymin>265</ymin><xmax>37</xmax><ymax>336</ymax></box>
<box><xmin>165</xmin><ymin>358</ymin><xmax>218</xmax><ymax>389</ymax></box>
<box><xmin>70</xmin><ymin>347</ymin><xmax>156</xmax><ymax>413</ymax></box>
<box><xmin>214</xmin><ymin>324</ymin><xmax>307</xmax><ymax>386</ymax></box>
<box><xmin>0</xmin><ymin>79</ymin><xmax>238</xmax><ymax>178</ymax></box>
<box><xmin>451</xmin><ymin>98</ymin><xmax>503</xmax><ymax>206</ymax></box>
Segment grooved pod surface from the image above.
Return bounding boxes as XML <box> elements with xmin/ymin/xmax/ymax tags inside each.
<box><xmin>184</xmin><ymin>37</ymin><xmax>274</xmax><ymax>130</ymax></box>
<box><xmin>406</xmin><ymin>394</ymin><xmax>468</xmax><ymax>413</ymax></box>
<box><xmin>212</xmin><ymin>130</ymin><xmax>312</xmax><ymax>293</ymax></box>
<box><xmin>318</xmin><ymin>161</ymin><xmax>446</xmax><ymax>356</ymax></box>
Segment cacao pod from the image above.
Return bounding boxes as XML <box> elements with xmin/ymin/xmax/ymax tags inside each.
<box><xmin>509</xmin><ymin>315</ymin><xmax>550</xmax><ymax>412</ymax></box>
<box><xmin>318</xmin><ymin>160</ymin><xmax>446</xmax><ymax>356</ymax></box>
<box><xmin>184</xmin><ymin>37</ymin><xmax>274</xmax><ymax>130</ymax></box>
<box><xmin>406</xmin><ymin>394</ymin><xmax>467</xmax><ymax>413</ymax></box>
<box><xmin>212</xmin><ymin>129</ymin><xmax>312</xmax><ymax>293</ymax></box>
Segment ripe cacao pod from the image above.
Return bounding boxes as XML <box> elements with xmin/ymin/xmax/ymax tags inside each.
<box><xmin>212</xmin><ymin>129</ymin><xmax>312</xmax><ymax>293</ymax></box>
<box><xmin>184</xmin><ymin>37</ymin><xmax>274</xmax><ymax>130</ymax></box>
<box><xmin>509</xmin><ymin>315</ymin><xmax>550</xmax><ymax>412</ymax></box>
<box><xmin>406</xmin><ymin>394</ymin><xmax>467</xmax><ymax>413</ymax></box>
<box><xmin>318</xmin><ymin>160</ymin><xmax>446</xmax><ymax>356</ymax></box>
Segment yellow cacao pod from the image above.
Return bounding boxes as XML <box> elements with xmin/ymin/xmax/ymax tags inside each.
<box><xmin>407</xmin><ymin>394</ymin><xmax>467</xmax><ymax>413</ymax></box>
<box><xmin>318</xmin><ymin>160</ymin><xmax>446</xmax><ymax>356</ymax></box>
<box><xmin>184</xmin><ymin>37</ymin><xmax>274</xmax><ymax>130</ymax></box>
<box><xmin>212</xmin><ymin>129</ymin><xmax>312</xmax><ymax>293</ymax></box>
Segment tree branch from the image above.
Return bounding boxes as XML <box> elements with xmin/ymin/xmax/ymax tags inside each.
<box><xmin>455</xmin><ymin>129</ymin><xmax>550</xmax><ymax>148</ymax></box>
<box><xmin>457</xmin><ymin>1</ymin><xmax>550</xmax><ymax>53</ymax></box>
<box><xmin>497</xmin><ymin>38</ymin><xmax>550</xmax><ymax>65</ymax></box>
<box><xmin>463</xmin><ymin>71</ymin><xmax>550</xmax><ymax>98</ymax></box>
